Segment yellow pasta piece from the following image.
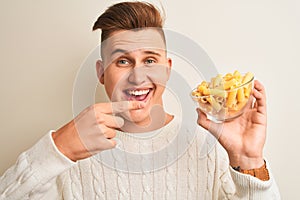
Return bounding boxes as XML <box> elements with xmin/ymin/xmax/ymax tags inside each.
<box><xmin>244</xmin><ymin>84</ymin><xmax>252</xmax><ymax>98</ymax></box>
<box><xmin>226</xmin><ymin>90</ymin><xmax>238</xmax><ymax>108</ymax></box>
<box><xmin>200</xmin><ymin>81</ymin><xmax>208</xmax><ymax>87</ymax></box>
<box><xmin>196</xmin><ymin>81</ymin><xmax>207</xmax><ymax>93</ymax></box>
<box><xmin>213</xmin><ymin>74</ymin><xmax>223</xmax><ymax>88</ymax></box>
<box><xmin>237</xmin><ymin>88</ymin><xmax>245</xmax><ymax>103</ymax></box>
<box><xmin>231</xmin><ymin>100</ymin><xmax>247</xmax><ymax>111</ymax></box>
<box><xmin>223</xmin><ymin>78</ymin><xmax>237</xmax><ymax>90</ymax></box>
<box><xmin>192</xmin><ymin>91</ymin><xmax>201</xmax><ymax>97</ymax></box>
<box><xmin>197</xmin><ymin>85</ymin><xmax>206</xmax><ymax>94</ymax></box>
<box><xmin>207</xmin><ymin>96</ymin><xmax>222</xmax><ymax>112</ymax></box>
<box><xmin>224</xmin><ymin>73</ymin><xmax>233</xmax><ymax>81</ymax></box>
<box><xmin>200</xmin><ymin>97</ymin><xmax>209</xmax><ymax>103</ymax></box>
<box><xmin>233</xmin><ymin>70</ymin><xmax>241</xmax><ymax>79</ymax></box>
<box><xmin>242</xmin><ymin>72</ymin><xmax>254</xmax><ymax>84</ymax></box>
<box><xmin>208</xmin><ymin>88</ymin><xmax>227</xmax><ymax>98</ymax></box>
<box><xmin>202</xmin><ymin>87</ymin><xmax>210</xmax><ymax>95</ymax></box>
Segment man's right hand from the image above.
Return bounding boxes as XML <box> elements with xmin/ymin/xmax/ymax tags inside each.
<box><xmin>52</xmin><ymin>101</ymin><xmax>145</xmax><ymax>161</ymax></box>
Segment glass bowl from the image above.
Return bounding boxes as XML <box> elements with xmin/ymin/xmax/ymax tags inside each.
<box><xmin>191</xmin><ymin>75</ymin><xmax>254</xmax><ymax>122</ymax></box>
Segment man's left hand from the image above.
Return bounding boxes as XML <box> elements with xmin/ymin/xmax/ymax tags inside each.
<box><xmin>197</xmin><ymin>80</ymin><xmax>267</xmax><ymax>169</ymax></box>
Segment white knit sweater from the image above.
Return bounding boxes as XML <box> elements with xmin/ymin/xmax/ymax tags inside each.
<box><xmin>0</xmin><ymin>117</ymin><xmax>280</xmax><ymax>199</ymax></box>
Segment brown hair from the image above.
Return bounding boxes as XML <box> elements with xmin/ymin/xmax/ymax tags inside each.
<box><xmin>92</xmin><ymin>1</ymin><xmax>165</xmax><ymax>42</ymax></box>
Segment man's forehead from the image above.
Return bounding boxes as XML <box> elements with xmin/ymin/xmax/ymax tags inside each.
<box><xmin>102</xmin><ymin>29</ymin><xmax>166</xmax><ymax>57</ymax></box>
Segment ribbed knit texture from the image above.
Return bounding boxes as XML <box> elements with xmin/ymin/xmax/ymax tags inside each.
<box><xmin>0</xmin><ymin>118</ymin><xmax>281</xmax><ymax>200</ymax></box>
<box><xmin>61</xmin><ymin>117</ymin><xmax>225</xmax><ymax>200</ymax></box>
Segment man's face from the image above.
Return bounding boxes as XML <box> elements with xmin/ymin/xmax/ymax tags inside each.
<box><xmin>97</xmin><ymin>29</ymin><xmax>172</xmax><ymax>127</ymax></box>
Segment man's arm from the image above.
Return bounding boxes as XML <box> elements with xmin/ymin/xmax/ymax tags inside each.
<box><xmin>213</xmin><ymin>144</ymin><xmax>280</xmax><ymax>199</ymax></box>
<box><xmin>197</xmin><ymin>80</ymin><xmax>268</xmax><ymax>171</ymax></box>
<box><xmin>217</xmin><ymin>151</ymin><xmax>280</xmax><ymax>199</ymax></box>
<box><xmin>0</xmin><ymin>131</ymin><xmax>75</xmax><ymax>200</ymax></box>
<box><xmin>197</xmin><ymin>80</ymin><xmax>281</xmax><ymax>198</ymax></box>
<box><xmin>0</xmin><ymin>101</ymin><xmax>144</xmax><ymax>199</ymax></box>
<box><xmin>228</xmin><ymin>161</ymin><xmax>281</xmax><ymax>199</ymax></box>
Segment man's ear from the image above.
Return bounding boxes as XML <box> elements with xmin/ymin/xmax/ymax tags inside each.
<box><xmin>166</xmin><ymin>58</ymin><xmax>172</xmax><ymax>80</ymax></box>
<box><xmin>96</xmin><ymin>60</ymin><xmax>105</xmax><ymax>84</ymax></box>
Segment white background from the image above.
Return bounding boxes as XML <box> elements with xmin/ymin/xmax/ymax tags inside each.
<box><xmin>0</xmin><ymin>0</ymin><xmax>299</xmax><ymax>199</ymax></box>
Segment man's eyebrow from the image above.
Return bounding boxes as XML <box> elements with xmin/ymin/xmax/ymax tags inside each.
<box><xmin>111</xmin><ymin>48</ymin><xmax>127</xmax><ymax>56</ymax></box>
<box><xmin>143</xmin><ymin>50</ymin><xmax>162</xmax><ymax>57</ymax></box>
<box><xmin>110</xmin><ymin>49</ymin><xmax>162</xmax><ymax>57</ymax></box>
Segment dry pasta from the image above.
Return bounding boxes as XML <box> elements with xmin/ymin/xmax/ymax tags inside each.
<box><xmin>192</xmin><ymin>70</ymin><xmax>254</xmax><ymax>119</ymax></box>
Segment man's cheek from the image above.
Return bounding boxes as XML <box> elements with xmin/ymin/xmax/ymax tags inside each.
<box><xmin>145</xmin><ymin>65</ymin><xmax>169</xmax><ymax>86</ymax></box>
<box><xmin>105</xmin><ymin>84</ymin><xmax>117</xmax><ymax>100</ymax></box>
<box><xmin>105</xmin><ymin>75</ymin><xmax>124</xmax><ymax>100</ymax></box>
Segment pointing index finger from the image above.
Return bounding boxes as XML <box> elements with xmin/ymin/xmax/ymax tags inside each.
<box><xmin>95</xmin><ymin>101</ymin><xmax>146</xmax><ymax>114</ymax></box>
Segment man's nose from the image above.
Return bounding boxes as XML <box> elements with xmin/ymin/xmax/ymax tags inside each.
<box><xmin>128</xmin><ymin>65</ymin><xmax>147</xmax><ymax>85</ymax></box>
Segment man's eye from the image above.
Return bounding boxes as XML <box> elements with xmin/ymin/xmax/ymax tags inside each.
<box><xmin>117</xmin><ymin>59</ymin><xmax>130</xmax><ymax>65</ymax></box>
<box><xmin>145</xmin><ymin>59</ymin><xmax>156</xmax><ymax>64</ymax></box>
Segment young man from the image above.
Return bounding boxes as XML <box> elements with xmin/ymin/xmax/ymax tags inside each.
<box><xmin>0</xmin><ymin>1</ymin><xmax>280</xmax><ymax>199</ymax></box>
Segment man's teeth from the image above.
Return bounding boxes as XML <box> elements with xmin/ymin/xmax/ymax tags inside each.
<box><xmin>128</xmin><ymin>89</ymin><xmax>150</xmax><ymax>96</ymax></box>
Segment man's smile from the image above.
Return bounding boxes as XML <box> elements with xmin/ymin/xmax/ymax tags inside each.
<box><xmin>123</xmin><ymin>87</ymin><xmax>154</xmax><ymax>102</ymax></box>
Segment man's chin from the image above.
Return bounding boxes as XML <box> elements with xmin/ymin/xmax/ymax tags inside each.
<box><xmin>120</xmin><ymin>109</ymin><xmax>150</xmax><ymax>126</ymax></box>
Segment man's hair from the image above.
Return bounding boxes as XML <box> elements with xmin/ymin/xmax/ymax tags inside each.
<box><xmin>92</xmin><ymin>1</ymin><xmax>165</xmax><ymax>42</ymax></box>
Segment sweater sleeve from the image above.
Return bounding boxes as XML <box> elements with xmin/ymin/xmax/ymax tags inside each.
<box><xmin>226</xmin><ymin>160</ymin><xmax>281</xmax><ymax>199</ymax></box>
<box><xmin>0</xmin><ymin>131</ymin><xmax>76</xmax><ymax>200</ymax></box>
<box><xmin>217</xmin><ymin>156</ymin><xmax>281</xmax><ymax>199</ymax></box>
